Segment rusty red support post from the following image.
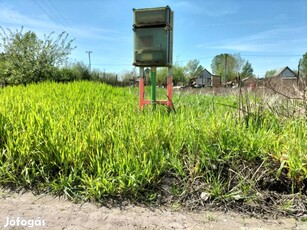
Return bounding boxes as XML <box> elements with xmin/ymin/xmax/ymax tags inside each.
<box><xmin>139</xmin><ymin>66</ymin><xmax>173</xmax><ymax>111</ymax></box>
<box><xmin>139</xmin><ymin>67</ymin><xmax>145</xmax><ymax>109</ymax></box>
<box><xmin>167</xmin><ymin>67</ymin><xmax>173</xmax><ymax>109</ymax></box>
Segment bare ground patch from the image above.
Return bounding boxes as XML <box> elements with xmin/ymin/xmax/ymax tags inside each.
<box><xmin>1</xmin><ymin>189</ymin><xmax>307</xmax><ymax>230</ymax></box>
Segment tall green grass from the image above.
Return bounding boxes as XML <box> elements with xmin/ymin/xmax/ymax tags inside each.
<box><xmin>0</xmin><ymin>81</ymin><xmax>306</xmax><ymax>204</ymax></box>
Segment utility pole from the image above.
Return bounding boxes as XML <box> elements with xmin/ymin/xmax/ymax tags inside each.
<box><xmin>86</xmin><ymin>51</ymin><xmax>92</xmax><ymax>71</ymax></box>
<box><xmin>224</xmin><ymin>53</ymin><xmax>228</xmax><ymax>82</ymax></box>
<box><xmin>298</xmin><ymin>59</ymin><xmax>306</xmax><ymax>87</ymax></box>
<box><xmin>298</xmin><ymin>59</ymin><xmax>301</xmax><ymax>85</ymax></box>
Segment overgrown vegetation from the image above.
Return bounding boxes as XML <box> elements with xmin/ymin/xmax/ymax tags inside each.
<box><xmin>0</xmin><ymin>27</ymin><xmax>75</xmax><ymax>85</ymax></box>
<box><xmin>0</xmin><ymin>81</ymin><xmax>306</xmax><ymax>216</ymax></box>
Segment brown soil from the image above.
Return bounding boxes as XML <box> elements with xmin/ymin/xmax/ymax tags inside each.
<box><xmin>1</xmin><ymin>189</ymin><xmax>306</xmax><ymax>230</ymax></box>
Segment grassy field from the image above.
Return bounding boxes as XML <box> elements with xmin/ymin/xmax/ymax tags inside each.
<box><xmin>0</xmin><ymin>81</ymin><xmax>306</xmax><ymax>212</ymax></box>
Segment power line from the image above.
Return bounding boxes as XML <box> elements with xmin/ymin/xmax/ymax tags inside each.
<box><xmin>41</xmin><ymin>0</ymin><xmax>62</xmax><ymax>24</ymax></box>
<box><xmin>45</xmin><ymin>0</ymin><xmax>71</xmax><ymax>27</ymax></box>
<box><xmin>33</xmin><ymin>0</ymin><xmax>53</xmax><ymax>22</ymax></box>
<box><xmin>33</xmin><ymin>0</ymin><xmax>69</xmax><ymax>28</ymax></box>
<box><xmin>241</xmin><ymin>54</ymin><xmax>301</xmax><ymax>57</ymax></box>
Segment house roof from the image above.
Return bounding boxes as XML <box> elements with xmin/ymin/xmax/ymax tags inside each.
<box><xmin>242</xmin><ymin>76</ymin><xmax>257</xmax><ymax>82</ymax></box>
<box><xmin>197</xmin><ymin>69</ymin><xmax>221</xmax><ymax>77</ymax></box>
<box><xmin>273</xmin><ymin>66</ymin><xmax>297</xmax><ymax>79</ymax></box>
<box><xmin>196</xmin><ymin>68</ymin><xmax>212</xmax><ymax>78</ymax></box>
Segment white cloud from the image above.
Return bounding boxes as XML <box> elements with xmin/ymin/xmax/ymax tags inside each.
<box><xmin>0</xmin><ymin>7</ymin><xmax>51</xmax><ymax>29</ymax></box>
<box><xmin>200</xmin><ymin>25</ymin><xmax>307</xmax><ymax>53</ymax></box>
<box><xmin>0</xmin><ymin>7</ymin><xmax>128</xmax><ymax>42</ymax></box>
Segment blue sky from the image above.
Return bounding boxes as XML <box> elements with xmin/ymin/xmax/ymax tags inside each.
<box><xmin>0</xmin><ymin>0</ymin><xmax>306</xmax><ymax>77</ymax></box>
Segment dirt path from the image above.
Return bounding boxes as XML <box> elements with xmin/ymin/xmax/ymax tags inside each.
<box><xmin>0</xmin><ymin>189</ymin><xmax>306</xmax><ymax>230</ymax></box>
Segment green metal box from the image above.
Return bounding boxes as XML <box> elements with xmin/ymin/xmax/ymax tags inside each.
<box><xmin>133</xmin><ymin>27</ymin><xmax>172</xmax><ymax>67</ymax></box>
<box><xmin>133</xmin><ymin>6</ymin><xmax>173</xmax><ymax>67</ymax></box>
<box><xmin>133</xmin><ymin>6</ymin><xmax>172</xmax><ymax>28</ymax></box>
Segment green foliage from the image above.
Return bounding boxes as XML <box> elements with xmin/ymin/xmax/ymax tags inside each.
<box><xmin>152</xmin><ymin>61</ymin><xmax>188</xmax><ymax>86</ymax></box>
<box><xmin>98</xmin><ymin>72</ymin><xmax>119</xmax><ymax>85</ymax></box>
<box><xmin>121</xmin><ymin>68</ymin><xmax>138</xmax><ymax>84</ymax></box>
<box><xmin>241</xmin><ymin>61</ymin><xmax>254</xmax><ymax>78</ymax></box>
<box><xmin>173</xmin><ymin>64</ymin><xmax>187</xmax><ymax>85</ymax></box>
<box><xmin>0</xmin><ymin>53</ymin><xmax>5</xmax><ymax>86</ymax></box>
<box><xmin>0</xmin><ymin>27</ymin><xmax>75</xmax><ymax>85</ymax></box>
<box><xmin>211</xmin><ymin>53</ymin><xmax>245</xmax><ymax>81</ymax></box>
<box><xmin>265</xmin><ymin>69</ymin><xmax>277</xmax><ymax>78</ymax></box>
<box><xmin>185</xmin><ymin>59</ymin><xmax>204</xmax><ymax>79</ymax></box>
<box><xmin>232</xmin><ymin>53</ymin><xmax>245</xmax><ymax>73</ymax></box>
<box><xmin>156</xmin><ymin>67</ymin><xmax>167</xmax><ymax>86</ymax></box>
<box><xmin>51</xmin><ymin>62</ymin><xmax>92</xmax><ymax>82</ymax></box>
<box><xmin>299</xmin><ymin>52</ymin><xmax>307</xmax><ymax>78</ymax></box>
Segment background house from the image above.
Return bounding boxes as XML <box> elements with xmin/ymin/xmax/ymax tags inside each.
<box><xmin>241</xmin><ymin>76</ymin><xmax>258</xmax><ymax>89</ymax></box>
<box><xmin>266</xmin><ymin>66</ymin><xmax>298</xmax><ymax>89</ymax></box>
<box><xmin>273</xmin><ymin>66</ymin><xmax>297</xmax><ymax>79</ymax></box>
<box><xmin>194</xmin><ymin>69</ymin><xmax>221</xmax><ymax>87</ymax></box>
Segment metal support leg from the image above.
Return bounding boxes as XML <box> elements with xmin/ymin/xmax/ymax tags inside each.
<box><xmin>167</xmin><ymin>67</ymin><xmax>173</xmax><ymax>109</ymax></box>
<box><xmin>139</xmin><ymin>67</ymin><xmax>144</xmax><ymax>109</ymax></box>
<box><xmin>151</xmin><ymin>67</ymin><xmax>156</xmax><ymax>110</ymax></box>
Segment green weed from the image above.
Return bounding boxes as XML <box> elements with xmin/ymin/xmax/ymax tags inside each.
<box><xmin>0</xmin><ymin>81</ymin><xmax>306</xmax><ymax>205</ymax></box>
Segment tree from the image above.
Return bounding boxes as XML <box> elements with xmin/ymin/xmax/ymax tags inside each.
<box><xmin>156</xmin><ymin>67</ymin><xmax>167</xmax><ymax>87</ymax></box>
<box><xmin>299</xmin><ymin>52</ymin><xmax>307</xmax><ymax>78</ymax></box>
<box><xmin>156</xmin><ymin>60</ymin><xmax>188</xmax><ymax>86</ymax></box>
<box><xmin>0</xmin><ymin>53</ymin><xmax>6</xmax><ymax>86</ymax></box>
<box><xmin>53</xmin><ymin>61</ymin><xmax>96</xmax><ymax>82</ymax></box>
<box><xmin>233</xmin><ymin>53</ymin><xmax>245</xmax><ymax>73</ymax></box>
<box><xmin>121</xmin><ymin>68</ymin><xmax>138</xmax><ymax>86</ymax></box>
<box><xmin>0</xmin><ymin>27</ymin><xmax>75</xmax><ymax>85</ymax></box>
<box><xmin>241</xmin><ymin>61</ymin><xmax>254</xmax><ymax>78</ymax></box>
<box><xmin>102</xmin><ymin>73</ymin><xmax>118</xmax><ymax>85</ymax></box>
<box><xmin>185</xmin><ymin>59</ymin><xmax>204</xmax><ymax>79</ymax></box>
<box><xmin>172</xmin><ymin>64</ymin><xmax>187</xmax><ymax>85</ymax></box>
<box><xmin>70</xmin><ymin>62</ymin><xmax>91</xmax><ymax>80</ymax></box>
<box><xmin>265</xmin><ymin>69</ymin><xmax>276</xmax><ymax>78</ymax></box>
<box><xmin>211</xmin><ymin>53</ymin><xmax>244</xmax><ymax>81</ymax></box>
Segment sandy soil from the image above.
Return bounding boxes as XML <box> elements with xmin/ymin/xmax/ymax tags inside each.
<box><xmin>0</xmin><ymin>189</ymin><xmax>306</xmax><ymax>230</ymax></box>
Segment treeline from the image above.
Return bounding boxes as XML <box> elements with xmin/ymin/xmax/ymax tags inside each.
<box><xmin>0</xmin><ymin>27</ymin><xmax>72</xmax><ymax>86</ymax></box>
<box><xmin>0</xmin><ymin>27</ymin><xmax>249</xmax><ymax>88</ymax></box>
<box><xmin>0</xmin><ymin>27</ymin><xmax>185</xmax><ymax>87</ymax></box>
<box><xmin>3</xmin><ymin>27</ymin><xmax>304</xmax><ymax>88</ymax></box>
<box><xmin>0</xmin><ymin>27</ymin><xmax>107</xmax><ymax>87</ymax></box>
<box><xmin>0</xmin><ymin>27</ymin><xmax>252</xmax><ymax>87</ymax></box>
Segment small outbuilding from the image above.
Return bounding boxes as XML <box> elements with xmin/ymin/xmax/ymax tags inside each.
<box><xmin>241</xmin><ymin>76</ymin><xmax>258</xmax><ymax>89</ymax></box>
<box><xmin>194</xmin><ymin>69</ymin><xmax>221</xmax><ymax>87</ymax></box>
<box><xmin>273</xmin><ymin>66</ymin><xmax>297</xmax><ymax>79</ymax></box>
<box><xmin>267</xmin><ymin>66</ymin><xmax>298</xmax><ymax>88</ymax></box>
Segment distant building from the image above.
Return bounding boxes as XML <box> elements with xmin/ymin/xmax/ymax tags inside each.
<box><xmin>193</xmin><ymin>69</ymin><xmax>221</xmax><ymax>87</ymax></box>
<box><xmin>266</xmin><ymin>66</ymin><xmax>298</xmax><ymax>88</ymax></box>
<box><xmin>273</xmin><ymin>66</ymin><xmax>297</xmax><ymax>79</ymax></box>
<box><xmin>241</xmin><ymin>76</ymin><xmax>258</xmax><ymax>89</ymax></box>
